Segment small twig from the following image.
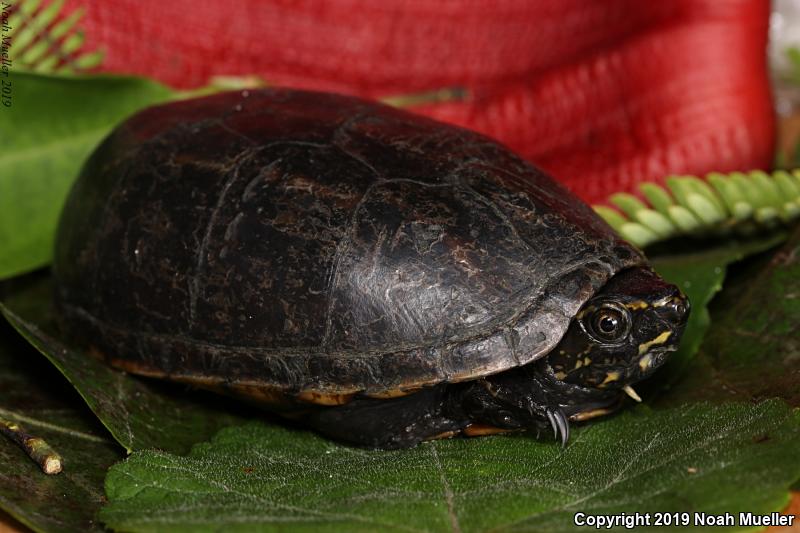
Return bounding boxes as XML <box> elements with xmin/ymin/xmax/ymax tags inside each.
<box><xmin>0</xmin><ymin>418</ymin><xmax>63</xmax><ymax>475</ymax></box>
<box><xmin>381</xmin><ymin>86</ymin><xmax>469</xmax><ymax>108</ymax></box>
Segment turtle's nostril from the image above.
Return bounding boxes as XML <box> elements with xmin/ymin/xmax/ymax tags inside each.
<box><xmin>663</xmin><ymin>298</ymin><xmax>690</xmax><ymax>325</ymax></box>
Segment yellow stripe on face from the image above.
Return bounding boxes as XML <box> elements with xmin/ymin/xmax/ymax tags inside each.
<box><xmin>625</xmin><ymin>300</ymin><xmax>650</xmax><ymax>310</ymax></box>
<box><xmin>570</xmin><ymin>406</ymin><xmax>615</xmax><ymax>422</ymax></box>
<box><xmin>653</xmin><ymin>296</ymin><xmax>685</xmax><ymax>307</ymax></box>
<box><xmin>600</xmin><ymin>371</ymin><xmax>620</xmax><ymax>386</ymax></box>
<box><xmin>637</xmin><ymin>330</ymin><xmax>672</xmax><ymax>356</ymax></box>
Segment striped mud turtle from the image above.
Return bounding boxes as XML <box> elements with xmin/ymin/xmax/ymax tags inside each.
<box><xmin>53</xmin><ymin>89</ymin><xmax>689</xmax><ymax>448</ymax></box>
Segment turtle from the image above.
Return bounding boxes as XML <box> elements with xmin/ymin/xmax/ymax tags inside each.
<box><xmin>52</xmin><ymin>88</ymin><xmax>690</xmax><ymax>449</ymax></box>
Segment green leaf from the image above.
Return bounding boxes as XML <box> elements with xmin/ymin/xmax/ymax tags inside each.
<box><xmin>0</xmin><ymin>274</ymin><xmax>248</xmax><ymax>454</ymax></box>
<box><xmin>647</xmin><ymin>234</ymin><xmax>785</xmax><ymax>387</ymax></box>
<box><xmin>0</xmin><ymin>317</ymin><xmax>122</xmax><ymax>532</ymax></box>
<box><xmin>0</xmin><ymin>73</ymin><xmax>175</xmax><ymax>280</ymax></box>
<box><xmin>99</xmin><ymin>401</ymin><xmax>800</xmax><ymax>533</ymax></box>
<box><xmin>661</xmin><ymin>224</ymin><xmax>800</xmax><ymax>407</ymax></box>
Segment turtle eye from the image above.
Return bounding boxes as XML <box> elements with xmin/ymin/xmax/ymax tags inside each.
<box><xmin>585</xmin><ymin>303</ymin><xmax>631</xmax><ymax>343</ymax></box>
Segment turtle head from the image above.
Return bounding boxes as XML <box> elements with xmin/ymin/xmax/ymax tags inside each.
<box><xmin>548</xmin><ymin>266</ymin><xmax>690</xmax><ymax>401</ymax></box>
<box><xmin>455</xmin><ymin>267</ymin><xmax>689</xmax><ymax>447</ymax></box>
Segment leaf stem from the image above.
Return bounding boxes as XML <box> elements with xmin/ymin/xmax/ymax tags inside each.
<box><xmin>381</xmin><ymin>86</ymin><xmax>468</xmax><ymax>108</ymax></box>
<box><xmin>0</xmin><ymin>417</ymin><xmax>63</xmax><ymax>475</ymax></box>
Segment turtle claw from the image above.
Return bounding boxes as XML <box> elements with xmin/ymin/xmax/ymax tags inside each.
<box><xmin>527</xmin><ymin>397</ymin><xmax>570</xmax><ymax>447</ymax></box>
<box><xmin>546</xmin><ymin>408</ymin><xmax>570</xmax><ymax>448</ymax></box>
<box><xmin>545</xmin><ymin>410</ymin><xmax>558</xmax><ymax>440</ymax></box>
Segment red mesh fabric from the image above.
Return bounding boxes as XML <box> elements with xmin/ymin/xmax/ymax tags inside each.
<box><xmin>62</xmin><ymin>0</ymin><xmax>775</xmax><ymax>204</ymax></box>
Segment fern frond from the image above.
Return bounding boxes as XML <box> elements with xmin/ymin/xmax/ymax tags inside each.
<box><xmin>594</xmin><ymin>170</ymin><xmax>800</xmax><ymax>248</ymax></box>
<box><xmin>7</xmin><ymin>0</ymin><xmax>104</xmax><ymax>74</ymax></box>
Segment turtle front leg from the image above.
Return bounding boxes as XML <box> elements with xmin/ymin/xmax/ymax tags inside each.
<box><xmin>454</xmin><ymin>362</ymin><xmax>620</xmax><ymax>447</ymax></box>
<box><xmin>454</xmin><ymin>368</ymin><xmax>568</xmax><ymax>442</ymax></box>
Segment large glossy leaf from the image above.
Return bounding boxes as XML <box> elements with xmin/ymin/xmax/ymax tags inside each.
<box><xmin>0</xmin><ymin>73</ymin><xmax>174</xmax><ymax>280</ymax></box>
<box><xmin>99</xmin><ymin>401</ymin><xmax>800</xmax><ymax>533</ymax></box>
<box><xmin>0</xmin><ymin>319</ymin><xmax>122</xmax><ymax>532</ymax></box>
<box><xmin>646</xmin><ymin>235</ymin><xmax>785</xmax><ymax>391</ymax></box>
<box><xmin>0</xmin><ymin>275</ymin><xmax>249</xmax><ymax>454</ymax></box>
<box><xmin>660</xmin><ymin>225</ymin><xmax>800</xmax><ymax>407</ymax></box>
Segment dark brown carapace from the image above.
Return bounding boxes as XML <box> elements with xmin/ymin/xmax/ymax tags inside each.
<box><xmin>53</xmin><ymin>88</ymin><xmax>687</xmax><ymax>448</ymax></box>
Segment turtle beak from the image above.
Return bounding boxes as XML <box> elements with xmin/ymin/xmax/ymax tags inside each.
<box><xmin>622</xmin><ymin>385</ymin><xmax>642</xmax><ymax>402</ymax></box>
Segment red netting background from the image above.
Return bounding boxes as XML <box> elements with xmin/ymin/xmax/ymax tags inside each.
<box><xmin>63</xmin><ymin>0</ymin><xmax>775</xmax><ymax>204</ymax></box>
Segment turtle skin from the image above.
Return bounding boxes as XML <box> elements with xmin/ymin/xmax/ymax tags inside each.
<box><xmin>53</xmin><ymin>88</ymin><xmax>653</xmax><ymax>447</ymax></box>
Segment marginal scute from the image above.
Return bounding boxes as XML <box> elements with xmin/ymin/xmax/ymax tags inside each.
<box><xmin>363</xmin><ymin>388</ymin><xmax>421</xmax><ymax>399</ymax></box>
<box><xmin>296</xmin><ymin>391</ymin><xmax>356</xmax><ymax>406</ymax></box>
<box><xmin>53</xmin><ymin>88</ymin><xmax>646</xmax><ymax>397</ymax></box>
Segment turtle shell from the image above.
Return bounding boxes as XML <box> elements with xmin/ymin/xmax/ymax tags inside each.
<box><xmin>53</xmin><ymin>88</ymin><xmax>646</xmax><ymax>400</ymax></box>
